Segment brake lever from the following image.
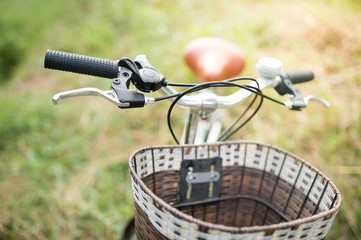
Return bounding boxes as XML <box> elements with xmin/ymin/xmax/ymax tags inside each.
<box><xmin>52</xmin><ymin>74</ymin><xmax>156</xmax><ymax>108</ymax></box>
<box><xmin>303</xmin><ymin>95</ymin><xmax>330</xmax><ymax>108</ymax></box>
<box><xmin>52</xmin><ymin>87</ymin><xmax>130</xmax><ymax>107</ymax></box>
<box><xmin>284</xmin><ymin>95</ymin><xmax>330</xmax><ymax>110</ymax></box>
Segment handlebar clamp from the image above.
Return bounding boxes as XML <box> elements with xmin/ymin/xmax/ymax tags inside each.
<box><xmin>119</xmin><ymin>55</ymin><xmax>167</xmax><ymax>93</ymax></box>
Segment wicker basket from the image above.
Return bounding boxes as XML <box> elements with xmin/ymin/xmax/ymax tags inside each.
<box><xmin>129</xmin><ymin>141</ymin><xmax>341</xmax><ymax>239</ymax></box>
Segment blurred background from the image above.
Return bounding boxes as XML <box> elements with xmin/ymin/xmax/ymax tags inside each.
<box><xmin>0</xmin><ymin>0</ymin><xmax>360</xmax><ymax>239</ymax></box>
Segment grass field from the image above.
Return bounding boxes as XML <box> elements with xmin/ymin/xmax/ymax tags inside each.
<box><xmin>0</xmin><ymin>0</ymin><xmax>360</xmax><ymax>239</ymax></box>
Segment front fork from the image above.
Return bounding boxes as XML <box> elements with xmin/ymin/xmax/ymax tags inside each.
<box><xmin>181</xmin><ymin>108</ymin><xmax>224</xmax><ymax>144</ymax></box>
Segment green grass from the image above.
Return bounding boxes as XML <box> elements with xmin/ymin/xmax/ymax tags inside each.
<box><xmin>1</xmin><ymin>0</ymin><xmax>361</xmax><ymax>239</ymax></box>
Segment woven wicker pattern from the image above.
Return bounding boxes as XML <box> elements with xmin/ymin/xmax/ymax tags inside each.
<box><xmin>129</xmin><ymin>141</ymin><xmax>341</xmax><ymax>239</ymax></box>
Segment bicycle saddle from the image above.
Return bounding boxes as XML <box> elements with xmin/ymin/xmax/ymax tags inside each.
<box><xmin>184</xmin><ymin>37</ymin><xmax>245</xmax><ymax>82</ymax></box>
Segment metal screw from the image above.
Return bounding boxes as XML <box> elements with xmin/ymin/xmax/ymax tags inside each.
<box><xmin>200</xmin><ymin>111</ymin><xmax>208</xmax><ymax>120</ymax></box>
<box><xmin>122</xmin><ymin>72</ymin><xmax>129</xmax><ymax>77</ymax></box>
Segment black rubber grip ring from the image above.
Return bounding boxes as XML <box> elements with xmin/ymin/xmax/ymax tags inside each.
<box><xmin>44</xmin><ymin>49</ymin><xmax>119</xmax><ymax>79</ymax></box>
<box><xmin>286</xmin><ymin>70</ymin><xmax>314</xmax><ymax>84</ymax></box>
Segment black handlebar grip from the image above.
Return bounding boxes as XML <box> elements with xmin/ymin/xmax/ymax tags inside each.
<box><xmin>285</xmin><ymin>70</ymin><xmax>314</xmax><ymax>84</ymax></box>
<box><xmin>44</xmin><ymin>49</ymin><xmax>119</xmax><ymax>79</ymax></box>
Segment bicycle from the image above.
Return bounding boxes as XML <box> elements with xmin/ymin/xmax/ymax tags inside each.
<box><xmin>44</xmin><ymin>37</ymin><xmax>341</xmax><ymax>240</ymax></box>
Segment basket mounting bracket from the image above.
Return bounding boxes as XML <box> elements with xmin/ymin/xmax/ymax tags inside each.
<box><xmin>179</xmin><ymin>157</ymin><xmax>222</xmax><ymax>203</ymax></box>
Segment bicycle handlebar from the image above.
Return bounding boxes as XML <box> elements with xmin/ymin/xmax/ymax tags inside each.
<box><xmin>44</xmin><ymin>49</ymin><xmax>313</xmax><ymax>86</ymax></box>
<box><xmin>44</xmin><ymin>49</ymin><xmax>119</xmax><ymax>79</ymax></box>
<box><xmin>45</xmin><ymin>49</ymin><xmax>329</xmax><ymax>111</ymax></box>
<box><xmin>159</xmin><ymin>78</ymin><xmax>274</xmax><ymax>109</ymax></box>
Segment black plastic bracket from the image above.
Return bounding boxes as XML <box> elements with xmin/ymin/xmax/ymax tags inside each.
<box><xmin>118</xmin><ymin>55</ymin><xmax>166</xmax><ymax>93</ymax></box>
<box><xmin>179</xmin><ymin>157</ymin><xmax>222</xmax><ymax>203</ymax></box>
<box><xmin>111</xmin><ymin>68</ymin><xmax>146</xmax><ymax>109</ymax></box>
<box><xmin>275</xmin><ymin>74</ymin><xmax>306</xmax><ymax>110</ymax></box>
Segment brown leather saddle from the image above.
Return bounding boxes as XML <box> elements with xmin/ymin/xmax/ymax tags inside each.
<box><xmin>184</xmin><ymin>37</ymin><xmax>245</xmax><ymax>82</ymax></box>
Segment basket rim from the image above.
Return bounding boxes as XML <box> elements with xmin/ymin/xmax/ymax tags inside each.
<box><xmin>129</xmin><ymin>140</ymin><xmax>342</xmax><ymax>234</ymax></box>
